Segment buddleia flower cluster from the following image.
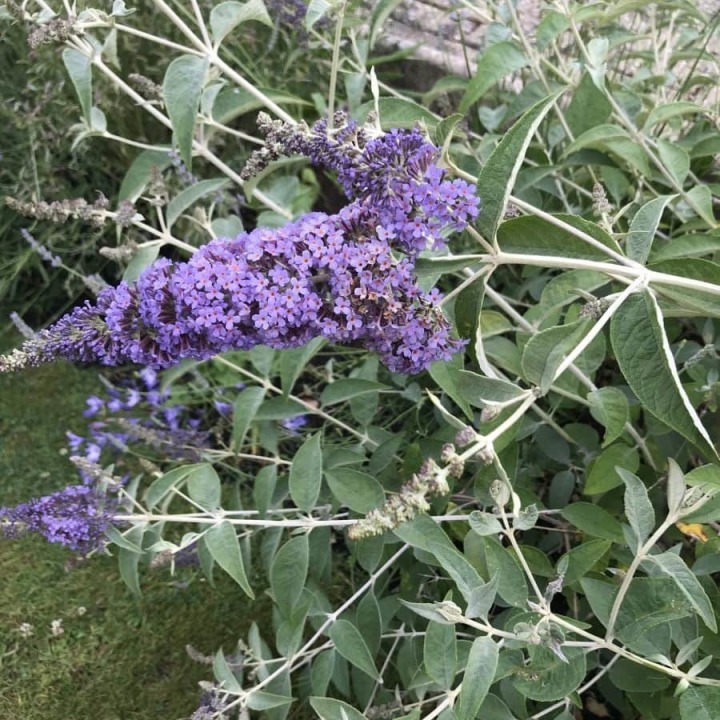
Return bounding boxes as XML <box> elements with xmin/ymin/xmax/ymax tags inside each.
<box><xmin>0</xmin><ymin>480</ymin><xmax>120</xmax><ymax>552</ymax></box>
<box><xmin>0</xmin><ymin>115</ymin><xmax>479</xmax><ymax>376</ymax></box>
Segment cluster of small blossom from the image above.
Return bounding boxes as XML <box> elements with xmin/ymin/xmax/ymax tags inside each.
<box><xmin>1</xmin><ymin>204</ymin><xmax>465</xmax><ymax>375</ymax></box>
<box><xmin>20</xmin><ymin>228</ymin><xmax>61</xmax><ymax>267</ymax></box>
<box><xmin>7</xmin><ymin>195</ymin><xmax>109</xmax><ymax>228</ymax></box>
<box><xmin>2</xmin><ymin>117</ymin><xmax>478</xmax><ymax>375</ymax></box>
<box><xmin>0</xmin><ymin>483</ymin><xmax>119</xmax><ymax>552</ymax></box>
<box><xmin>245</xmin><ymin>113</ymin><xmax>480</xmax><ymax>254</ymax></box>
<box><xmin>191</xmin><ymin>690</ymin><xmax>231</xmax><ymax>720</ymax></box>
<box><xmin>169</xmin><ymin>149</ymin><xmax>199</xmax><ymax>187</ymax></box>
<box><xmin>347</xmin><ymin>459</ymin><xmax>450</xmax><ymax>539</ymax></box>
<box><xmin>67</xmin><ymin>367</ymin><xmax>210</xmax><ymax>476</ymax></box>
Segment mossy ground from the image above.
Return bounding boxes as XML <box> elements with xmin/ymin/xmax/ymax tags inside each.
<box><xmin>0</xmin><ymin>325</ymin><xmax>257</xmax><ymax>719</ymax></box>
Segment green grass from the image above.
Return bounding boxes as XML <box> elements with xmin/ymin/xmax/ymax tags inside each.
<box><xmin>0</xmin><ymin>330</ymin><xmax>258</xmax><ymax>719</ymax></box>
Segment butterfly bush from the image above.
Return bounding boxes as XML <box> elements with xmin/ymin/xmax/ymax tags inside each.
<box><xmin>0</xmin><ymin>481</ymin><xmax>120</xmax><ymax>552</ymax></box>
<box><xmin>0</xmin><ymin>116</ymin><xmax>479</xmax><ymax>376</ymax></box>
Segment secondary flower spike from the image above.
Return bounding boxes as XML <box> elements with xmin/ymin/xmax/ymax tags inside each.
<box><xmin>1</xmin><ymin>120</ymin><xmax>479</xmax><ymax>375</ymax></box>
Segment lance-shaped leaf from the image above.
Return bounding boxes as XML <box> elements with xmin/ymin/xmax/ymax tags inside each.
<box><xmin>62</xmin><ymin>48</ymin><xmax>92</xmax><ymax>123</ymax></box>
<box><xmin>454</xmin><ymin>637</ymin><xmax>499</xmax><ymax>720</ymax></box>
<box><xmin>521</xmin><ymin>318</ymin><xmax>591</xmax><ymax>392</ymax></box>
<box><xmin>610</xmin><ymin>289</ymin><xmax>718</xmax><ymax>461</ymax></box>
<box><xmin>424</xmin><ymin>620</ymin><xmax>457</xmax><ymax>690</ymax></box>
<box><xmin>205</xmin><ymin>520</ymin><xmax>254</xmax><ymax>598</ymax></box>
<box><xmin>163</xmin><ymin>55</ymin><xmax>209</xmax><ymax>169</ymax></box>
<box><xmin>475</xmin><ymin>91</ymin><xmax>562</xmax><ymax>243</ymax></box>
<box><xmin>643</xmin><ymin>550</ymin><xmax>717</xmax><ymax>632</ymax></box>
<box><xmin>327</xmin><ymin>620</ymin><xmax>380</xmax><ymax>681</ymax></box>
<box><xmin>626</xmin><ymin>195</ymin><xmax>676</xmax><ymax>265</ymax></box>
<box><xmin>587</xmin><ymin>387</ymin><xmax>629</xmax><ymax>447</ymax></box>
<box><xmin>289</xmin><ymin>433</ymin><xmax>323</xmax><ymax>511</ymax></box>
<box><xmin>210</xmin><ymin>0</ymin><xmax>271</xmax><ymax>46</ymax></box>
<box><xmin>618</xmin><ymin>468</ymin><xmax>655</xmax><ymax>546</ymax></box>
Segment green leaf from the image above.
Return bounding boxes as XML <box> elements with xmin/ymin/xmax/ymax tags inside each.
<box><xmin>289</xmin><ymin>433</ymin><xmax>323</xmax><ymax>512</ymax></box>
<box><xmin>644</xmin><ymin>101</ymin><xmax>703</xmax><ymax>130</ymax></box>
<box><xmin>270</xmin><ymin>534</ymin><xmax>309</xmax><ymax>617</ymax></box>
<box><xmin>459</xmin><ymin>42</ymin><xmax>529</xmax><ymax>113</ymax></box>
<box><xmin>255</xmin><ymin>396</ymin><xmax>307</xmax><ymax>420</ymax></box>
<box><xmin>657</xmin><ymin>139</ymin><xmax>690</xmax><ymax>186</ymax></box>
<box><xmin>118</xmin><ymin>524</ymin><xmax>144</xmax><ymax>596</ymax></box>
<box><xmin>685</xmin><ymin>185</ymin><xmax>717</xmax><ymax>227</ymax></box>
<box><xmin>644</xmin><ymin>551</ymin><xmax>717</xmax><ymax>631</ymax></box>
<box><xmin>123</xmin><ymin>245</ymin><xmax>160</xmax><ymax>284</ymax></box>
<box><xmin>427</xmin><ymin>540</ymin><xmax>483</xmax><ymax>604</ymax></box>
<box><xmin>498</xmin><ymin>214</ymin><xmax>623</xmax><ymax>261</ymax></box>
<box><xmin>424</xmin><ymin>620</ymin><xmax>457</xmax><ymax>690</ymax></box>
<box><xmin>105</xmin><ymin>525</ymin><xmax>145</xmax><ymax>554</ymax></box>
<box><xmin>561</xmin><ymin>503</ymin><xmax>624</xmax><ymax>542</ymax></box>
<box><xmin>482</xmin><ymin>536</ymin><xmax>528</xmax><ymax>607</ymax></box>
<box><xmin>626</xmin><ymin>195</ymin><xmax>676</xmax><ymax>265</ymax></box>
<box><xmin>305</xmin><ymin>0</ymin><xmax>331</xmax><ymax>29</ymax></box>
<box><xmin>651</xmin><ymin>233</ymin><xmax>720</xmax><ymax>262</ymax></box>
<box><xmin>320</xmin><ymin>379</ymin><xmax>387</xmax><ymax>406</ymax></box>
<box><xmin>565</xmin><ymin>72</ymin><xmax>611</xmax><ymax>137</ymax></box>
<box><xmin>210</xmin><ymin>0</ymin><xmax>271</xmax><ymax>46</ymax></box>
<box><xmin>455</xmin><ymin>637</ymin><xmax>499</xmax><ymax>720</ymax></box>
<box><xmin>325</xmin><ymin>469</ymin><xmax>384</xmax><ymax>513</ymax></box>
<box><xmin>328</xmin><ymin>620</ymin><xmax>379</xmax><ymax>681</ymax></box>
<box><xmin>619</xmin><ymin>468</ymin><xmax>655</xmax><ymax>545</ymax></box>
<box><xmin>118</xmin><ymin>149</ymin><xmax>172</xmax><ymax>203</ymax></box>
<box><xmin>246</xmin><ymin>692</ymin><xmax>294</xmax><ymax>711</ymax></box>
<box><xmin>475</xmin><ymin>91</ymin><xmax>562</xmax><ymax>243</ymax></box>
<box><xmin>583</xmin><ymin>576</ymin><xmax>693</xmax><ymax>648</ymax></box>
<box><xmin>610</xmin><ymin>289</ymin><xmax>718</xmax><ymax>461</ymax></box>
<box><xmin>280</xmin><ymin>338</ymin><xmax>325</xmax><ymax>397</ymax></box>
<box><xmin>649</xmin><ymin>258</ymin><xmax>720</xmax><ymax>319</ymax></box>
<box><xmin>587</xmin><ymin>387</ymin><xmax>629</xmax><ymax>447</ymax></box>
<box><xmin>512</xmin><ymin>646</ymin><xmax>586</xmax><ymax>702</ymax></box>
<box><xmin>355</xmin><ymin>97</ymin><xmax>438</xmax><ymax>129</ymax></box>
<box><xmin>232</xmin><ymin>386</ymin><xmax>266</xmax><ymax>450</ymax></box>
<box><xmin>469</xmin><ymin>511</ymin><xmax>503</xmax><ymax>536</ymax></box>
<box><xmin>466</xmin><ymin>575</ymin><xmax>499</xmax><ymax>620</ymax></box>
<box><xmin>584</xmin><ymin>443</ymin><xmax>639</xmax><ymax>494</ymax></box>
<box><xmin>413</xmin><ymin>256</ymin><xmax>478</xmax><ymax>278</ymax></box>
<box><xmin>310</xmin><ymin>697</ymin><xmax>367</xmax><ymax>720</ymax></box>
<box><xmin>144</xmin><ymin>465</ymin><xmax>195</xmax><ymax>508</ymax></box>
<box><xmin>564</xmin><ymin>124</ymin><xmax>650</xmax><ymax>175</ymax></box>
<box><xmin>521</xmin><ymin>319</ymin><xmax>591</xmax><ymax>392</ymax></box>
<box><xmin>310</xmin><ymin>650</ymin><xmax>335</xmax><ymax>696</ymax></box>
<box><xmin>210</xmin><ymin>86</ymin><xmax>309</xmax><ymax>123</ymax></box>
<box><xmin>166</xmin><ymin>178</ymin><xmax>228</xmax><ymax>228</ymax></box>
<box><xmin>162</xmin><ymin>55</ymin><xmax>209</xmax><ymax>169</ymax></box>
<box><xmin>608</xmin><ymin>658</ymin><xmax>670</xmax><ymax>693</ymax></box>
<box><xmin>213</xmin><ymin>648</ymin><xmax>242</xmax><ymax>692</ymax></box>
<box><xmin>186</xmin><ymin>463</ymin><xmax>222</xmax><ymax>511</ymax></box>
<box><xmin>457</xmin><ymin>371</ymin><xmax>526</xmax><ymax>407</ymax></box>
<box><xmin>679</xmin><ymin>687</ymin><xmax>720</xmax><ymax>720</ymax></box>
<box><xmin>538</xmin><ymin>269</ymin><xmax>609</xmax><ymax>313</ymax></box>
<box><xmin>62</xmin><ymin>48</ymin><xmax>92</xmax><ymax>123</ymax></box>
<box><xmin>560</xmin><ymin>539</ymin><xmax>611</xmax><ymax>585</ymax></box>
<box><xmin>205</xmin><ymin>520</ymin><xmax>254</xmax><ymax>598</ymax></box>
<box><xmin>429</xmin><ymin>356</ymin><xmax>474</xmax><ymax>421</ymax></box>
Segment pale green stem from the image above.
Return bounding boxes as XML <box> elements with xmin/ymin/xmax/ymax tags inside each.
<box><xmin>605</xmin><ymin>515</ymin><xmax>677</xmax><ymax>642</ymax></box>
<box><xmin>326</xmin><ymin>0</ymin><xmax>347</xmax><ymax>131</ymax></box>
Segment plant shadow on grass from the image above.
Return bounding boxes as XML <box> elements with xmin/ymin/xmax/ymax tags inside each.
<box><xmin>0</xmin><ymin>327</ymin><xmax>261</xmax><ymax>719</ymax></box>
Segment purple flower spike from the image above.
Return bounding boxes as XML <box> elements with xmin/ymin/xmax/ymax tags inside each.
<box><xmin>0</xmin><ymin>484</ymin><xmax>118</xmax><ymax>552</ymax></box>
<box><xmin>1</xmin><ymin>117</ymin><xmax>478</xmax><ymax>376</ymax></box>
